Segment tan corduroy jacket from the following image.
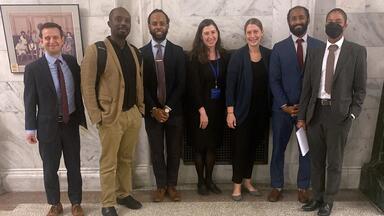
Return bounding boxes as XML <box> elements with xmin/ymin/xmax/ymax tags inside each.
<box><xmin>81</xmin><ymin>38</ymin><xmax>144</xmax><ymax>126</ymax></box>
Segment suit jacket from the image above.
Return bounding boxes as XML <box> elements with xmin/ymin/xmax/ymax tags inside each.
<box><xmin>24</xmin><ymin>54</ymin><xmax>87</xmax><ymax>143</ymax></box>
<box><xmin>140</xmin><ymin>40</ymin><xmax>186</xmax><ymax>116</ymax></box>
<box><xmin>81</xmin><ymin>38</ymin><xmax>144</xmax><ymax>126</ymax></box>
<box><xmin>269</xmin><ymin>35</ymin><xmax>324</xmax><ymax>111</ymax></box>
<box><xmin>298</xmin><ymin>39</ymin><xmax>367</xmax><ymax>124</ymax></box>
<box><xmin>226</xmin><ymin>45</ymin><xmax>271</xmax><ymax>125</ymax></box>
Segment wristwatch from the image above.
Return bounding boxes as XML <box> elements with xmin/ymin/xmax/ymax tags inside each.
<box><xmin>164</xmin><ymin>107</ymin><xmax>170</xmax><ymax>114</ymax></box>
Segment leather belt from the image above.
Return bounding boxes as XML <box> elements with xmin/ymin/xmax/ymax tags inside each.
<box><xmin>317</xmin><ymin>99</ymin><xmax>332</xmax><ymax>106</ymax></box>
<box><xmin>57</xmin><ymin>112</ymin><xmax>75</xmax><ymax>123</ymax></box>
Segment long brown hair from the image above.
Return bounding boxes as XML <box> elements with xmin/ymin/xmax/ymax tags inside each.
<box><xmin>190</xmin><ymin>19</ymin><xmax>224</xmax><ymax>64</ymax></box>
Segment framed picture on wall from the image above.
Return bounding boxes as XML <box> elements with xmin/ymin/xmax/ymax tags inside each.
<box><xmin>0</xmin><ymin>4</ymin><xmax>83</xmax><ymax>73</ymax></box>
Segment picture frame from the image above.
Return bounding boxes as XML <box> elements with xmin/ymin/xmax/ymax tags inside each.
<box><xmin>0</xmin><ymin>4</ymin><xmax>83</xmax><ymax>73</ymax></box>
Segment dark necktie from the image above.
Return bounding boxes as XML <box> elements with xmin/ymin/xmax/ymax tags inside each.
<box><xmin>55</xmin><ymin>59</ymin><xmax>69</xmax><ymax>124</ymax></box>
<box><xmin>325</xmin><ymin>44</ymin><xmax>339</xmax><ymax>95</ymax></box>
<box><xmin>296</xmin><ymin>38</ymin><xmax>304</xmax><ymax>70</ymax></box>
<box><xmin>155</xmin><ymin>44</ymin><xmax>166</xmax><ymax>106</ymax></box>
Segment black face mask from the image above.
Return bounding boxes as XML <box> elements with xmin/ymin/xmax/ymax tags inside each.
<box><xmin>325</xmin><ymin>22</ymin><xmax>343</xmax><ymax>39</ymax></box>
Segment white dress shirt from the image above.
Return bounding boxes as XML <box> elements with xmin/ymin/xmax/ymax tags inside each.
<box><xmin>318</xmin><ymin>37</ymin><xmax>344</xmax><ymax>99</ymax></box>
<box><xmin>291</xmin><ymin>33</ymin><xmax>308</xmax><ymax>63</ymax></box>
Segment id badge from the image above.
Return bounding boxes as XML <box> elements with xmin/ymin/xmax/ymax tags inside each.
<box><xmin>210</xmin><ymin>88</ymin><xmax>221</xmax><ymax>99</ymax></box>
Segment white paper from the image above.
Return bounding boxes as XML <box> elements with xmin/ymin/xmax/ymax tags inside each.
<box><xmin>296</xmin><ymin>128</ymin><xmax>309</xmax><ymax>156</ymax></box>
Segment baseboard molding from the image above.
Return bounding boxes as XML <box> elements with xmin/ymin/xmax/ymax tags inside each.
<box><xmin>0</xmin><ymin>165</ymin><xmax>362</xmax><ymax>192</ymax></box>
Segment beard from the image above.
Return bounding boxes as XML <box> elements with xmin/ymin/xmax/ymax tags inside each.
<box><xmin>150</xmin><ymin>29</ymin><xmax>168</xmax><ymax>42</ymax></box>
<box><xmin>289</xmin><ymin>21</ymin><xmax>309</xmax><ymax>37</ymax></box>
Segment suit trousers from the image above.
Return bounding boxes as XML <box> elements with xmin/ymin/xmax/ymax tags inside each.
<box><xmin>232</xmin><ymin>112</ymin><xmax>268</xmax><ymax>184</ymax></box>
<box><xmin>307</xmin><ymin>103</ymin><xmax>352</xmax><ymax>204</ymax></box>
<box><xmin>270</xmin><ymin>110</ymin><xmax>310</xmax><ymax>189</ymax></box>
<box><xmin>145</xmin><ymin>115</ymin><xmax>183</xmax><ymax>188</ymax></box>
<box><xmin>38</xmin><ymin>116</ymin><xmax>82</xmax><ymax>205</ymax></box>
<box><xmin>98</xmin><ymin>105</ymin><xmax>142</xmax><ymax>207</ymax></box>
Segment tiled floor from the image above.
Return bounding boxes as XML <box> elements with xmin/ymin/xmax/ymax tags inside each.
<box><xmin>0</xmin><ymin>184</ymin><xmax>380</xmax><ymax>212</ymax></box>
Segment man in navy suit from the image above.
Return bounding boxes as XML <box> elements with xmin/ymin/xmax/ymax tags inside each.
<box><xmin>140</xmin><ymin>9</ymin><xmax>186</xmax><ymax>202</ymax></box>
<box><xmin>268</xmin><ymin>6</ymin><xmax>324</xmax><ymax>203</ymax></box>
<box><xmin>24</xmin><ymin>22</ymin><xmax>87</xmax><ymax>216</ymax></box>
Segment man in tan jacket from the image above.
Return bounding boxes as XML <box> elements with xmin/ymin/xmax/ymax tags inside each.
<box><xmin>81</xmin><ymin>7</ymin><xmax>144</xmax><ymax>216</ymax></box>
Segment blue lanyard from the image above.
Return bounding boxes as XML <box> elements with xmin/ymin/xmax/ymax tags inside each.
<box><xmin>208</xmin><ymin>59</ymin><xmax>220</xmax><ymax>88</ymax></box>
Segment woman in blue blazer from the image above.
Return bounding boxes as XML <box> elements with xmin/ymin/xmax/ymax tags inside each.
<box><xmin>226</xmin><ymin>18</ymin><xmax>271</xmax><ymax>201</ymax></box>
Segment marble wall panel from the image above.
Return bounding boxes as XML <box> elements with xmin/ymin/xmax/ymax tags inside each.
<box><xmin>363</xmin><ymin>78</ymin><xmax>383</xmax><ymax>109</ymax></box>
<box><xmin>366</xmin><ymin>0</ymin><xmax>384</xmax><ymax>12</ymax></box>
<box><xmin>315</xmin><ymin>0</ymin><xmax>335</xmax><ymax>14</ymax></box>
<box><xmin>80</xmin><ymin>16</ymin><xmax>110</xmax><ymax>47</ymax></box>
<box><xmin>0</xmin><ymin>15</ymin><xmax>7</xmax><ymax>51</ymax></box>
<box><xmin>336</xmin><ymin>0</ymin><xmax>366</xmax><ymax>13</ymax></box>
<box><xmin>314</xmin><ymin>13</ymin><xmax>384</xmax><ymax>47</ymax></box>
<box><xmin>343</xmin><ymin>138</ymin><xmax>374</xmax><ymax>167</ymax></box>
<box><xmin>271</xmin><ymin>0</ymin><xmax>292</xmax><ymax>43</ymax></box>
<box><xmin>174</xmin><ymin>0</ymin><xmax>273</xmax><ymax>17</ymax></box>
<box><xmin>88</xmin><ymin>0</ymin><xmax>116</xmax><ymax>17</ymax></box>
<box><xmin>0</xmin><ymin>0</ymin><xmax>38</xmax><ymax>3</ymax></box>
<box><xmin>37</xmin><ymin>0</ymin><xmax>90</xmax><ymax>17</ymax></box>
<box><xmin>367</xmin><ymin>47</ymin><xmax>384</xmax><ymax>78</ymax></box>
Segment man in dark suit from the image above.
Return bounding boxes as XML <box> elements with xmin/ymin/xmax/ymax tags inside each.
<box><xmin>24</xmin><ymin>22</ymin><xmax>87</xmax><ymax>216</ymax></box>
<box><xmin>298</xmin><ymin>8</ymin><xmax>367</xmax><ymax>216</ymax></box>
<box><xmin>268</xmin><ymin>6</ymin><xmax>324</xmax><ymax>203</ymax></box>
<box><xmin>140</xmin><ymin>9</ymin><xmax>186</xmax><ymax>202</ymax></box>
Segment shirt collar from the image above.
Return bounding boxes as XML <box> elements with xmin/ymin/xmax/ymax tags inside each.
<box><xmin>326</xmin><ymin>36</ymin><xmax>344</xmax><ymax>49</ymax></box>
<box><xmin>291</xmin><ymin>33</ymin><xmax>308</xmax><ymax>43</ymax></box>
<box><xmin>45</xmin><ymin>52</ymin><xmax>63</xmax><ymax>65</ymax></box>
<box><xmin>151</xmin><ymin>39</ymin><xmax>167</xmax><ymax>48</ymax></box>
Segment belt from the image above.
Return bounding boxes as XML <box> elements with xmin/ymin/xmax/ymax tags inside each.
<box><xmin>317</xmin><ymin>98</ymin><xmax>332</xmax><ymax>106</ymax></box>
<box><xmin>57</xmin><ymin>112</ymin><xmax>75</xmax><ymax>123</ymax></box>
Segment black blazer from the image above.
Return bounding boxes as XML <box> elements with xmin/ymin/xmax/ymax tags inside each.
<box><xmin>226</xmin><ymin>45</ymin><xmax>271</xmax><ymax>125</ymax></box>
<box><xmin>24</xmin><ymin>54</ymin><xmax>87</xmax><ymax>143</ymax></box>
<box><xmin>140</xmin><ymin>40</ymin><xmax>186</xmax><ymax>116</ymax></box>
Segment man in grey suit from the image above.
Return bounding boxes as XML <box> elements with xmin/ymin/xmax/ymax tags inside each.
<box><xmin>297</xmin><ymin>8</ymin><xmax>367</xmax><ymax>216</ymax></box>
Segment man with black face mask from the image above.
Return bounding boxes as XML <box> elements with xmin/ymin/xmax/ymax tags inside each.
<box><xmin>269</xmin><ymin>6</ymin><xmax>324</xmax><ymax>203</ymax></box>
<box><xmin>140</xmin><ymin>9</ymin><xmax>186</xmax><ymax>202</ymax></box>
<box><xmin>298</xmin><ymin>8</ymin><xmax>367</xmax><ymax>216</ymax></box>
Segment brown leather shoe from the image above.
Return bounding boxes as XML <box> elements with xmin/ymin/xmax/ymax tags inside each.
<box><xmin>71</xmin><ymin>204</ymin><xmax>84</xmax><ymax>216</ymax></box>
<box><xmin>167</xmin><ymin>186</ymin><xmax>181</xmax><ymax>201</ymax></box>
<box><xmin>267</xmin><ymin>188</ymin><xmax>282</xmax><ymax>202</ymax></box>
<box><xmin>298</xmin><ymin>189</ymin><xmax>310</xmax><ymax>203</ymax></box>
<box><xmin>47</xmin><ymin>202</ymin><xmax>63</xmax><ymax>216</ymax></box>
<box><xmin>152</xmin><ymin>187</ymin><xmax>167</xmax><ymax>202</ymax></box>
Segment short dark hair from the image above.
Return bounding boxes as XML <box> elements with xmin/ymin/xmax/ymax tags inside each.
<box><xmin>287</xmin><ymin>6</ymin><xmax>310</xmax><ymax>22</ymax></box>
<box><xmin>326</xmin><ymin>8</ymin><xmax>348</xmax><ymax>22</ymax></box>
<box><xmin>147</xmin><ymin>9</ymin><xmax>170</xmax><ymax>24</ymax></box>
<box><xmin>109</xmin><ymin>7</ymin><xmax>130</xmax><ymax>22</ymax></box>
<box><xmin>39</xmin><ymin>22</ymin><xmax>64</xmax><ymax>38</ymax></box>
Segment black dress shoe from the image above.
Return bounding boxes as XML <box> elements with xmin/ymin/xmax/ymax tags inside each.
<box><xmin>197</xmin><ymin>183</ymin><xmax>209</xmax><ymax>195</ymax></box>
<box><xmin>318</xmin><ymin>203</ymin><xmax>333</xmax><ymax>216</ymax></box>
<box><xmin>116</xmin><ymin>195</ymin><xmax>142</xmax><ymax>209</ymax></box>
<box><xmin>206</xmin><ymin>182</ymin><xmax>222</xmax><ymax>194</ymax></box>
<box><xmin>101</xmin><ymin>207</ymin><xmax>118</xmax><ymax>216</ymax></box>
<box><xmin>302</xmin><ymin>199</ymin><xmax>323</xmax><ymax>211</ymax></box>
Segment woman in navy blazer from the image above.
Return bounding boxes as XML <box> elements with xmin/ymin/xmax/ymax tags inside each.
<box><xmin>226</xmin><ymin>18</ymin><xmax>271</xmax><ymax>201</ymax></box>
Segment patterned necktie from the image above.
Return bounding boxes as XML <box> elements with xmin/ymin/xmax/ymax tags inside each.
<box><xmin>155</xmin><ymin>44</ymin><xmax>166</xmax><ymax>106</ymax></box>
<box><xmin>325</xmin><ymin>44</ymin><xmax>339</xmax><ymax>95</ymax></box>
<box><xmin>55</xmin><ymin>59</ymin><xmax>69</xmax><ymax>124</ymax></box>
<box><xmin>296</xmin><ymin>38</ymin><xmax>304</xmax><ymax>70</ymax></box>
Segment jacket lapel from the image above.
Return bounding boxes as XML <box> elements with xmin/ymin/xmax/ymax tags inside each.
<box><xmin>104</xmin><ymin>38</ymin><xmax>123</xmax><ymax>76</ymax></box>
<box><xmin>41</xmin><ymin>55</ymin><xmax>57</xmax><ymax>97</ymax></box>
<box><xmin>333</xmin><ymin>40</ymin><xmax>350</xmax><ymax>82</ymax></box>
<box><xmin>312</xmin><ymin>45</ymin><xmax>326</xmax><ymax>93</ymax></box>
